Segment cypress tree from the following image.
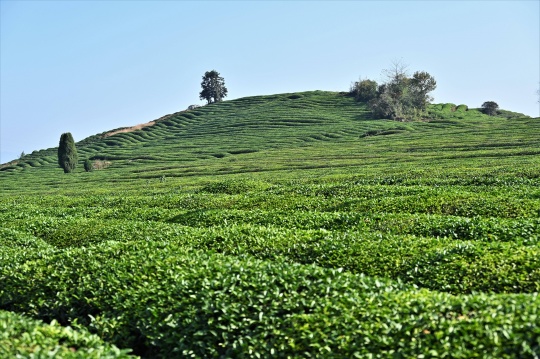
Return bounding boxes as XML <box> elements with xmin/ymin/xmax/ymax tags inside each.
<box><xmin>58</xmin><ymin>132</ymin><xmax>78</xmax><ymax>173</ymax></box>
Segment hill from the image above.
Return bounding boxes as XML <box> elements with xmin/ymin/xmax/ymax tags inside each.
<box><xmin>1</xmin><ymin>91</ymin><xmax>540</xmax><ymax>358</ymax></box>
<box><xmin>0</xmin><ymin>91</ymin><xmax>538</xmax><ymax>190</ymax></box>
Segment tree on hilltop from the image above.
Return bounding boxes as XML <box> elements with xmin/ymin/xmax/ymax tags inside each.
<box><xmin>58</xmin><ymin>132</ymin><xmax>78</xmax><ymax>173</ymax></box>
<box><xmin>350</xmin><ymin>78</ymin><xmax>378</xmax><ymax>102</ymax></box>
<box><xmin>409</xmin><ymin>71</ymin><xmax>437</xmax><ymax>110</ymax></box>
<box><xmin>481</xmin><ymin>101</ymin><xmax>499</xmax><ymax>116</ymax></box>
<box><xmin>199</xmin><ymin>70</ymin><xmax>228</xmax><ymax>104</ymax></box>
<box><xmin>356</xmin><ymin>60</ymin><xmax>436</xmax><ymax>121</ymax></box>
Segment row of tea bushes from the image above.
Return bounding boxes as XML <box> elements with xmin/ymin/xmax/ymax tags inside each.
<box><xmin>169</xmin><ymin>210</ymin><xmax>540</xmax><ymax>244</ymax></box>
<box><xmin>2</xmin><ymin>201</ymin><xmax>539</xmax><ymax>244</ymax></box>
<box><xmin>2</xmin><ymin>181</ymin><xmax>539</xmax><ymax>219</ymax></box>
<box><xmin>2</xmin><ymin>217</ymin><xmax>539</xmax><ymax>294</ymax></box>
<box><xmin>1</xmin><ymin>240</ymin><xmax>538</xmax><ymax>358</ymax></box>
<box><xmin>0</xmin><ymin>310</ymin><xmax>135</xmax><ymax>358</ymax></box>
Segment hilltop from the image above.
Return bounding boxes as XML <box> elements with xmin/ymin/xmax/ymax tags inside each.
<box><xmin>0</xmin><ymin>91</ymin><xmax>537</xmax><ymax>191</ymax></box>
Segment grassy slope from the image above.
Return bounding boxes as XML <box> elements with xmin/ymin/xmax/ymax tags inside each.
<box><xmin>1</xmin><ymin>91</ymin><xmax>538</xmax><ymax>189</ymax></box>
<box><xmin>1</xmin><ymin>91</ymin><xmax>540</xmax><ymax>357</ymax></box>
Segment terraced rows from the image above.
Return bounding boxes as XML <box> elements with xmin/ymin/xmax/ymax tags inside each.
<box><xmin>3</xmin><ymin>92</ymin><xmax>538</xmax><ymax>181</ymax></box>
<box><xmin>1</xmin><ymin>91</ymin><xmax>539</xmax><ymax>357</ymax></box>
<box><xmin>1</xmin><ymin>92</ymin><xmax>373</xmax><ymax>174</ymax></box>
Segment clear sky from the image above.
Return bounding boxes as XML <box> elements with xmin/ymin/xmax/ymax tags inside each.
<box><xmin>1</xmin><ymin>0</ymin><xmax>539</xmax><ymax>163</ymax></box>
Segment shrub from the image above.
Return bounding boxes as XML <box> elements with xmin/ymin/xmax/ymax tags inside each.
<box><xmin>1</xmin><ymin>242</ymin><xmax>539</xmax><ymax>358</ymax></box>
<box><xmin>0</xmin><ymin>310</ymin><xmax>135</xmax><ymax>358</ymax></box>
<box><xmin>442</xmin><ymin>103</ymin><xmax>457</xmax><ymax>112</ymax></box>
<box><xmin>360</xmin><ymin>62</ymin><xmax>437</xmax><ymax>121</ymax></box>
<box><xmin>84</xmin><ymin>159</ymin><xmax>93</xmax><ymax>172</ymax></box>
<box><xmin>350</xmin><ymin>79</ymin><xmax>378</xmax><ymax>102</ymax></box>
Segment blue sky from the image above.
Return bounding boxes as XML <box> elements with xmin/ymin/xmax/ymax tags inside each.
<box><xmin>1</xmin><ymin>0</ymin><xmax>539</xmax><ymax>163</ymax></box>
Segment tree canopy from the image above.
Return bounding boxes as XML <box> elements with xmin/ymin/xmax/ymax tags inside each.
<box><xmin>199</xmin><ymin>70</ymin><xmax>228</xmax><ymax>104</ymax></box>
<box><xmin>481</xmin><ymin>101</ymin><xmax>499</xmax><ymax>116</ymax></box>
<box><xmin>350</xmin><ymin>79</ymin><xmax>378</xmax><ymax>102</ymax></box>
<box><xmin>354</xmin><ymin>61</ymin><xmax>437</xmax><ymax>121</ymax></box>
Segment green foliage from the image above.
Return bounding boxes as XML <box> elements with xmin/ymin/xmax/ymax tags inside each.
<box><xmin>199</xmin><ymin>70</ymin><xmax>228</xmax><ymax>104</ymax></box>
<box><xmin>365</xmin><ymin>62</ymin><xmax>437</xmax><ymax>121</ymax></box>
<box><xmin>1</xmin><ymin>90</ymin><xmax>540</xmax><ymax>357</ymax></box>
<box><xmin>0</xmin><ymin>310</ymin><xmax>135</xmax><ymax>358</ymax></box>
<box><xmin>84</xmin><ymin>158</ymin><xmax>93</xmax><ymax>172</ymax></box>
<box><xmin>442</xmin><ymin>103</ymin><xmax>456</xmax><ymax>111</ymax></box>
<box><xmin>1</xmin><ymin>242</ymin><xmax>539</xmax><ymax>358</ymax></box>
<box><xmin>409</xmin><ymin>71</ymin><xmax>437</xmax><ymax>109</ymax></box>
<box><xmin>350</xmin><ymin>78</ymin><xmax>378</xmax><ymax>101</ymax></box>
<box><xmin>1</xmin><ymin>190</ymin><xmax>539</xmax><ymax>294</ymax></box>
<box><xmin>482</xmin><ymin>101</ymin><xmax>499</xmax><ymax>116</ymax></box>
<box><xmin>58</xmin><ymin>132</ymin><xmax>78</xmax><ymax>173</ymax></box>
<box><xmin>496</xmin><ymin>109</ymin><xmax>529</xmax><ymax>119</ymax></box>
<box><xmin>198</xmin><ymin>179</ymin><xmax>269</xmax><ymax>194</ymax></box>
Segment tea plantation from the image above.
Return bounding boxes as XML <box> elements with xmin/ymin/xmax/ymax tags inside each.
<box><xmin>1</xmin><ymin>91</ymin><xmax>539</xmax><ymax>357</ymax></box>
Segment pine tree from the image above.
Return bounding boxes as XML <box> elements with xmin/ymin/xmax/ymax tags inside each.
<box><xmin>58</xmin><ymin>132</ymin><xmax>78</xmax><ymax>173</ymax></box>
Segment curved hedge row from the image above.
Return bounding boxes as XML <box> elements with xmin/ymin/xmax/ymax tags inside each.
<box><xmin>2</xmin><ymin>203</ymin><xmax>539</xmax><ymax>244</ymax></box>
<box><xmin>2</xmin><ymin>218</ymin><xmax>539</xmax><ymax>294</ymax></box>
<box><xmin>169</xmin><ymin>209</ymin><xmax>540</xmax><ymax>244</ymax></box>
<box><xmin>1</xmin><ymin>240</ymin><xmax>539</xmax><ymax>358</ymax></box>
<box><xmin>0</xmin><ymin>310</ymin><xmax>134</xmax><ymax>358</ymax></box>
<box><xmin>2</xmin><ymin>181</ymin><xmax>539</xmax><ymax>219</ymax></box>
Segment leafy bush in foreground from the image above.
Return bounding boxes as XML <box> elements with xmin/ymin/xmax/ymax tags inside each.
<box><xmin>0</xmin><ymin>310</ymin><xmax>134</xmax><ymax>358</ymax></box>
<box><xmin>2</xmin><ymin>213</ymin><xmax>539</xmax><ymax>294</ymax></box>
<box><xmin>1</xmin><ymin>241</ymin><xmax>539</xmax><ymax>358</ymax></box>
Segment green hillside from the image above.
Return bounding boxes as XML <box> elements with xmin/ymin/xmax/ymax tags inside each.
<box><xmin>1</xmin><ymin>91</ymin><xmax>540</xmax><ymax>358</ymax></box>
<box><xmin>1</xmin><ymin>91</ymin><xmax>538</xmax><ymax>189</ymax></box>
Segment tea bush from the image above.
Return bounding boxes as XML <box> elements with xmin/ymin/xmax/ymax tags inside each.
<box><xmin>1</xmin><ymin>241</ymin><xmax>539</xmax><ymax>358</ymax></box>
<box><xmin>2</xmin><ymin>214</ymin><xmax>539</xmax><ymax>294</ymax></box>
<box><xmin>0</xmin><ymin>310</ymin><xmax>135</xmax><ymax>358</ymax></box>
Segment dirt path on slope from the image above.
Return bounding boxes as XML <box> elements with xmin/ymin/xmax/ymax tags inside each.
<box><xmin>103</xmin><ymin>120</ymin><xmax>157</xmax><ymax>137</ymax></box>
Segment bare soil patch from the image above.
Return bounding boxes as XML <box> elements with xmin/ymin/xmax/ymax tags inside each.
<box><xmin>103</xmin><ymin>120</ymin><xmax>157</xmax><ymax>137</ymax></box>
